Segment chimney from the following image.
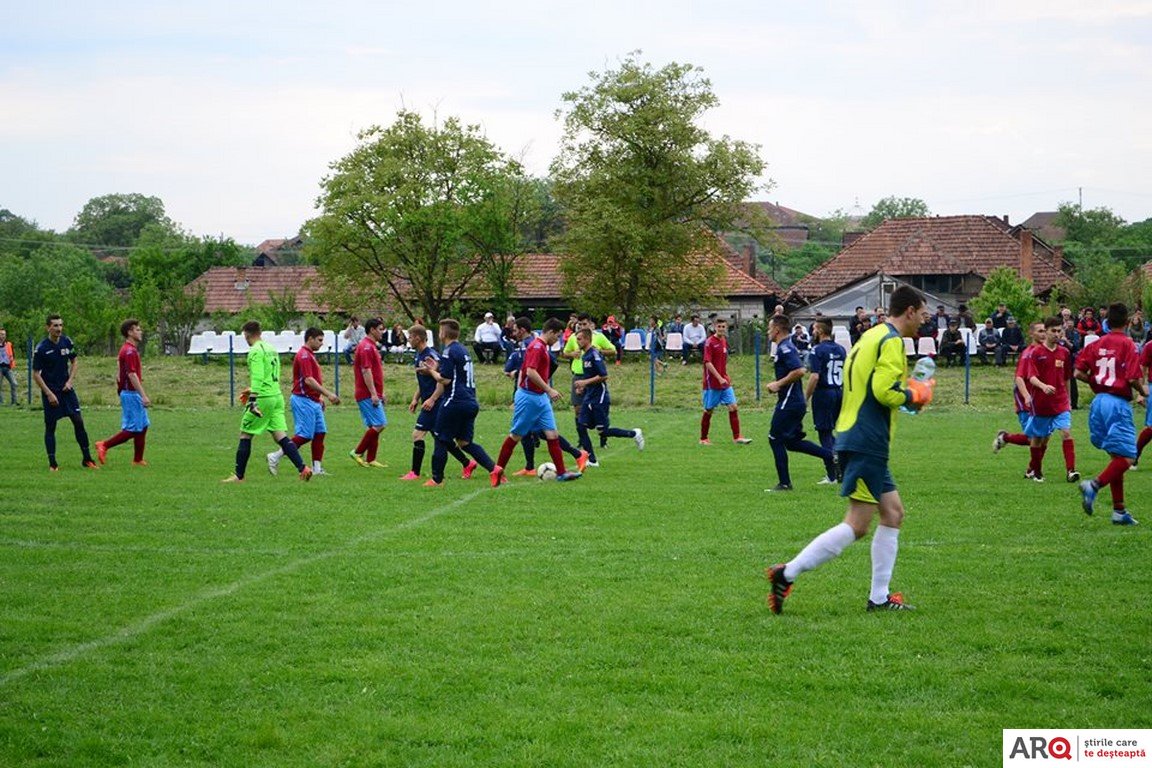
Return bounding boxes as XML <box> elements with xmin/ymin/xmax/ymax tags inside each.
<box><xmin>842</xmin><ymin>231</ymin><xmax>865</xmax><ymax>248</ymax></box>
<box><xmin>743</xmin><ymin>243</ymin><xmax>757</xmax><ymax>278</ymax></box>
<box><xmin>1020</xmin><ymin>229</ymin><xmax>1034</xmax><ymax>286</ymax></box>
<box><xmin>1002</xmin><ymin>215</ymin><xmax>1009</xmax><ymax>225</ymax></box>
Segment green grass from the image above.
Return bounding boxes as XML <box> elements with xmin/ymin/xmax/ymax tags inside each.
<box><xmin>0</xmin><ymin>356</ymin><xmax>1149</xmax><ymax>766</ymax></box>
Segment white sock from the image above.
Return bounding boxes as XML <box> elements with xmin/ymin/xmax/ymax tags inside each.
<box><xmin>269</xmin><ymin>449</ymin><xmax>284</xmax><ymax>460</ymax></box>
<box><xmin>313</xmin><ymin>460</ymin><xmax>322</xmax><ymax>472</ymax></box>
<box><xmin>869</xmin><ymin>525</ymin><xmax>901</xmax><ymax>604</ymax></box>
<box><xmin>784</xmin><ymin>522</ymin><xmax>856</xmax><ymax>582</ymax></box>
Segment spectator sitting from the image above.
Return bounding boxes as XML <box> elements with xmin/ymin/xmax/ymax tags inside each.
<box><xmin>791</xmin><ymin>324</ymin><xmax>810</xmax><ymax>353</ymax></box>
<box><xmin>977</xmin><ymin>319</ymin><xmax>1000</xmax><ymax>364</ymax></box>
<box><xmin>473</xmin><ymin>311</ymin><xmax>504</xmax><ymax>363</ymax></box>
<box><xmin>996</xmin><ymin>317</ymin><xmax>1025</xmax><ymax>366</ymax></box>
<box><xmin>667</xmin><ymin>313</ymin><xmax>684</xmax><ymax>336</ymax></box>
<box><xmin>1077</xmin><ymin>307</ymin><xmax>1101</xmax><ymax>337</ymax></box>
<box><xmin>956</xmin><ymin>303</ymin><xmax>976</xmax><ymax>329</ymax></box>
<box><xmin>383</xmin><ymin>323</ymin><xmax>408</xmax><ymax>356</ymax></box>
<box><xmin>342</xmin><ymin>316</ymin><xmax>365</xmax><ymax>365</ymax></box>
<box><xmin>681</xmin><ymin>313</ymin><xmax>708</xmax><ymax>364</ymax></box>
<box><xmin>991</xmin><ymin>303</ymin><xmax>1011</xmax><ymax>329</ymax></box>
<box><xmin>938</xmin><ymin>320</ymin><xmax>965</xmax><ymax>366</ymax></box>
<box><xmin>917</xmin><ymin>315</ymin><xmax>937</xmax><ymax>341</ymax></box>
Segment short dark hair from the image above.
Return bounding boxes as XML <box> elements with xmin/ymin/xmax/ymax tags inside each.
<box><xmin>889</xmin><ymin>286</ymin><xmax>925</xmax><ymax>318</ymax></box>
<box><xmin>515</xmin><ymin>316</ymin><xmax>533</xmax><ymax>333</ymax></box>
<box><xmin>120</xmin><ymin>318</ymin><xmax>140</xmax><ymax>338</ymax></box>
<box><xmin>439</xmin><ymin>318</ymin><xmax>461</xmax><ymax>339</ymax></box>
<box><xmin>242</xmin><ymin>320</ymin><xmax>261</xmax><ymax>335</ymax></box>
<box><xmin>305</xmin><ymin>327</ymin><xmax>324</xmax><ymax>341</ymax></box>
<box><xmin>407</xmin><ymin>325</ymin><xmax>427</xmax><ymax>343</ymax></box>
<box><xmin>769</xmin><ymin>314</ymin><xmax>789</xmax><ymax>332</ymax></box>
<box><xmin>814</xmin><ymin>319</ymin><xmax>832</xmax><ymax>338</ymax></box>
<box><xmin>1108</xmin><ymin>302</ymin><xmax>1129</xmax><ymax>329</ymax></box>
<box><xmin>542</xmin><ymin>317</ymin><xmax>565</xmax><ymax>333</ymax></box>
<box><xmin>46</xmin><ymin>314</ymin><xmax>62</xmax><ymax>325</ymax></box>
<box><xmin>364</xmin><ymin>317</ymin><xmax>384</xmax><ymax>334</ymax></box>
<box><xmin>1044</xmin><ymin>316</ymin><xmax>1062</xmax><ymax>330</ymax></box>
<box><xmin>576</xmin><ymin>313</ymin><xmax>592</xmax><ymax>323</ymax></box>
<box><xmin>576</xmin><ymin>328</ymin><xmax>592</xmax><ymax>340</ymax></box>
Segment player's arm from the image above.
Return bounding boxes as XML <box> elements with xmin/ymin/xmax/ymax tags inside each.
<box><xmin>128</xmin><ymin>371</ymin><xmax>151</xmax><ymax>406</ymax></box>
<box><xmin>595</xmin><ymin>334</ymin><xmax>616</xmax><ymax>358</ymax></box>
<box><xmin>704</xmin><ymin>359</ymin><xmax>726</xmax><ymax>385</ymax></box>
<box><xmin>31</xmin><ymin>367</ymin><xmax>58</xmax><ymax>405</ymax></box>
<box><xmin>525</xmin><ymin>367</ymin><xmax>561</xmax><ymax>400</ymax></box>
<box><xmin>804</xmin><ymin>371</ymin><xmax>819</xmax><ymax>401</ymax></box>
<box><xmin>560</xmin><ymin>336</ymin><xmax>580</xmax><ymax>361</ymax></box>
<box><xmin>1014</xmin><ymin>374</ymin><xmax>1033</xmax><ymax>408</ymax></box>
<box><xmin>359</xmin><ymin>362</ymin><xmax>380</xmax><ymax>404</ymax></box>
<box><xmin>304</xmin><ymin>375</ymin><xmax>339</xmax><ymax>405</ymax></box>
<box><xmin>64</xmin><ymin>356</ymin><xmax>77</xmax><ymax>391</ymax></box>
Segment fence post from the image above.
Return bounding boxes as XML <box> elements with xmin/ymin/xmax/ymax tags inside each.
<box><xmin>334</xmin><ymin>344</ymin><xmax>340</xmax><ymax>398</ymax></box>
<box><xmin>964</xmin><ymin>345</ymin><xmax>971</xmax><ymax>405</ymax></box>
<box><xmin>228</xmin><ymin>336</ymin><xmax>235</xmax><ymax>408</ymax></box>
<box><xmin>26</xmin><ymin>338</ymin><xmax>33</xmax><ymax>404</ymax></box>
<box><xmin>754</xmin><ymin>330</ymin><xmax>762</xmax><ymax>402</ymax></box>
<box><xmin>649</xmin><ymin>342</ymin><xmax>656</xmax><ymax>406</ymax></box>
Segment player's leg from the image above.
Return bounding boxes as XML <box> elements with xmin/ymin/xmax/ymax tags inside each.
<box><xmin>428</xmin><ymin>436</ymin><xmax>450</xmax><ymax>486</ymax></box>
<box><xmin>516</xmin><ymin>432</ymin><xmax>538</xmax><ymax>475</ymax></box>
<box><xmin>270</xmin><ymin>428</ymin><xmax>310</xmax><ymax>478</ymax></box>
<box><xmin>309</xmin><ymin>431</ymin><xmax>326</xmax><ymax>473</ymax></box>
<box><xmin>767</xmin><ymin>407</ymin><xmax>794</xmax><ymax>490</ymax></box>
<box><xmin>870</xmin><ymin>484</ymin><xmax>910</xmax><ymax>609</ymax></box>
<box><xmin>782</xmin><ymin>410</ymin><xmax>834</xmax><ymax>478</ymax></box>
<box><xmin>69</xmin><ymin>415</ymin><xmax>95</xmax><ymax>467</ymax></box>
<box><xmin>227</xmin><ymin>432</ymin><xmax>254</xmax><ymax>481</ymax></box>
<box><xmin>700</xmin><ymin>395</ymin><xmax>714</xmax><ymax>443</ymax></box>
<box><xmin>726</xmin><ymin>397</ymin><xmax>747</xmax><ymax>442</ymax></box>
<box><xmin>44</xmin><ymin>412</ymin><xmax>59</xmax><ymax>469</ymax></box>
<box><xmin>496</xmin><ymin>390</ymin><xmax>534</xmax><ymax>477</ymax></box>
<box><xmin>405</xmin><ymin>428</ymin><xmax>428</xmax><ymax>479</ymax></box>
<box><xmin>132</xmin><ymin>428</ymin><xmax>148</xmax><ymax>464</ymax></box>
<box><xmin>456</xmin><ymin>405</ymin><xmax>495</xmax><ymax>472</ymax></box>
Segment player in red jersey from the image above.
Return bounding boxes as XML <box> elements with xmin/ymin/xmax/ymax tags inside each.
<box><xmin>267</xmin><ymin>328</ymin><xmax>340</xmax><ymax>477</ymax></box>
<box><xmin>96</xmin><ymin>319</ymin><xmax>152</xmax><ymax>466</ymax></box>
<box><xmin>350</xmin><ymin>319</ymin><xmax>388</xmax><ymax>468</ymax></box>
<box><xmin>1021</xmin><ymin>317</ymin><xmax>1078</xmax><ymax>483</ymax></box>
<box><xmin>992</xmin><ymin>321</ymin><xmax>1043</xmax><ymax>461</ymax></box>
<box><xmin>1074</xmin><ymin>303</ymin><xmax>1146</xmax><ymax>525</ymax></box>
<box><xmin>1135</xmin><ymin>338</ymin><xmax>1152</xmax><ymax>467</ymax></box>
<box><xmin>699</xmin><ymin>318</ymin><xmax>751</xmax><ymax>445</ymax></box>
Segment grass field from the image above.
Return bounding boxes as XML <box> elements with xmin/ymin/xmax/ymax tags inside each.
<box><xmin>0</xmin><ymin>356</ymin><xmax>1149</xmax><ymax>766</ymax></box>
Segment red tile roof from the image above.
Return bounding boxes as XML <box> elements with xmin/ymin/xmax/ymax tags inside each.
<box><xmin>789</xmin><ymin>215</ymin><xmax>1071</xmax><ymax>302</ymax></box>
<box><xmin>189</xmin><ymin>266</ymin><xmax>328</xmax><ymax>313</ymax></box>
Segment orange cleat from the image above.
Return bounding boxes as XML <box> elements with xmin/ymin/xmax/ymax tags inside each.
<box><xmin>399</xmin><ymin>471</ymin><xmax>421</xmax><ymax>480</ymax></box>
<box><xmin>299</xmin><ymin>466</ymin><xmax>313</xmax><ymax>482</ymax></box>
<box><xmin>95</xmin><ymin>441</ymin><xmax>108</xmax><ymax>465</ymax></box>
<box><xmin>83</xmin><ymin>460</ymin><xmax>99</xmax><ymax>470</ymax></box>
<box><xmin>461</xmin><ymin>459</ymin><xmax>479</xmax><ymax>479</ymax></box>
<box><xmin>422</xmin><ymin>479</ymin><xmax>444</xmax><ymax>487</ymax></box>
<box><xmin>489</xmin><ymin>466</ymin><xmax>507</xmax><ymax>488</ymax></box>
<box><xmin>576</xmin><ymin>450</ymin><xmax>589</xmax><ymax>472</ymax></box>
<box><xmin>512</xmin><ymin>468</ymin><xmax>536</xmax><ymax>477</ymax></box>
<box><xmin>132</xmin><ymin>460</ymin><xmax>149</xmax><ymax>467</ymax></box>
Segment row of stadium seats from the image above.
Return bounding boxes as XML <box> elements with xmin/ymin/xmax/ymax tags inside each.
<box><xmin>187</xmin><ymin>330</ymin><xmax>343</xmax><ymax>355</ymax></box>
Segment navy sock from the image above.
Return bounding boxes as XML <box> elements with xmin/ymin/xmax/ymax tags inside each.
<box><xmin>431</xmin><ymin>439</ymin><xmax>449</xmax><ymax>482</ymax></box>
<box><xmin>45</xmin><ymin>421</ymin><xmax>58</xmax><ymax>467</ymax></box>
<box><xmin>446</xmin><ymin>441</ymin><xmax>470</xmax><ymax>467</ymax></box>
<box><xmin>462</xmin><ymin>442</ymin><xmax>495</xmax><ymax>472</ymax></box>
<box><xmin>72</xmin><ymin>416</ymin><xmax>92</xmax><ymax>462</ymax></box>
<box><xmin>235</xmin><ymin>439</ymin><xmax>252</xmax><ymax>479</ymax></box>
<box><xmin>604</xmin><ymin>427</ymin><xmax>635</xmax><ymax>439</ymax></box>
<box><xmin>412</xmin><ymin>439</ymin><xmax>426</xmax><ymax>474</ymax></box>
<box><xmin>279</xmin><ymin>437</ymin><xmax>306</xmax><ymax>472</ymax></box>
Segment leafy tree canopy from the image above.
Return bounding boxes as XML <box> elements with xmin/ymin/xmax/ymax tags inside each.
<box><xmin>860</xmin><ymin>196</ymin><xmax>931</xmax><ymax>231</ymax></box>
<box><xmin>969</xmin><ymin>266</ymin><xmax>1039</xmax><ymax>328</ymax></box>
<box><xmin>69</xmin><ymin>193</ymin><xmax>175</xmax><ymax>250</ymax></box>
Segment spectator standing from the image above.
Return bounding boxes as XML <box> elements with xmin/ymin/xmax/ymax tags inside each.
<box><xmin>991</xmin><ymin>303</ymin><xmax>1012</xmax><ymax>330</ymax></box>
<box><xmin>0</xmin><ymin>327</ymin><xmax>17</xmax><ymax>404</ymax></box>
<box><xmin>601</xmin><ymin>315</ymin><xmax>624</xmax><ymax>364</ymax></box>
<box><xmin>848</xmin><ymin>306</ymin><xmax>868</xmax><ymax>345</ymax></box>
<box><xmin>1077</xmin><ymin>308</ymin><xmax>1101</xmax><ymax>337</ymax></box>
<box><xmin>473</xmin><ymin>312</ymin><xmax>504</xmax><ymax>364</ymax></box>
<box><xmin>956</xmin><ymin>304</ymin><xmax>976</xmax><ymax>330</ymax></box>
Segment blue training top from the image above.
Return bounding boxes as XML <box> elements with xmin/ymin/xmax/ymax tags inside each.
<box><xmin>439</xmin><ymin>340</ymin><xmax>478</xmax><ymax>408</ymax></box>
<box><xmin>32</xmin><ymin>335</ymin><xmax>76</xmax><ymax>392</ymax></box>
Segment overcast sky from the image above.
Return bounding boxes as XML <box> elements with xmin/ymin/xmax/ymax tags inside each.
<box><xmin>2</xmin><ymin>0</ymin><xmax>1150</xmax><ymax>245</ymax></box>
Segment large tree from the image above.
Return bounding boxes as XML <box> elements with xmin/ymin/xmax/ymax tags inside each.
<box><xmin>305</xmin><ymin>110</ymin><xmax>527</xmax><ymax>323</ymax></box>
<box><xmin>860</xmin><ymin>196</ymin><xmax>931</xmax><ymax>231</ymax></box>
<box><xmin>68</xmin><ymin>193</ymin><xmax>175</xmax><ymax>250</ymax></box>
<box><xmin>551</xmin><ymin>54</ymin><xmax>765</xmax><ymax>324</ymax></box>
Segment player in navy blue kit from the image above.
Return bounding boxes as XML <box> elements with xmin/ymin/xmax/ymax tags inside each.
<box><xmin>399</xmin><ymin>325</ymin><xmax>476</xmax><ymax>481</ymax></box>
<box><xmin>574</xmin><ymin>328</ymin><xmax>645</xmax><ymax>453</ymax></box>
<box><xmin>766</xmin><ymin>314</ymin><xmax>836</xmax><ymax>491</ymax></box>
<box><xmin>424</xmin><ymin>318</ymin><xmax>497</xmax><ymax>487</ymax></box>
<box><xmin>805</xmin><ymin>319</ymin><xmax>846</xmax><ymax>485</ymax></box>
<box><xmin>31</xmin><ymin>314</ymin><xmax>97</xmax><ymax>471</ymax></box>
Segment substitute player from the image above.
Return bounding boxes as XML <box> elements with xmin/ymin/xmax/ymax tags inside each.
<box><xmin>491</xmin><ymin>318</ymin><xmax>582</xmax><ymax>485</ymax></box>
<box><xmin>766</xmin><ymin>286</ymin><xmax>934</xmax><ymax>613</ymax></box>
<box><xmin>222</xmin><ymin>321</ymin><xmax>311</xmax><ymax>482</ymax></box>
<box><xmin>805</xmin><ymin>319</ymin><xmax>846</xmax><ymax>485</ymax></box>
<box><xmin>424</xmin><ymin>318</ymin><xmax>497</xmax><ymax>487</ymax></box>
<box><xmin>1021</xmin><ymin>317</ymin><xmax>1078</xmax><ymax>483</ymax></box>
<box><xmin>96</xmin><ymin>318</ymin><xmax>151</xmax><ymax>466</ymax></box>
<box><xmin>766</xmin><ymin>314</ymin><xmax>836</xmax><ymax>491</ymax></box>
<box><xmin>32</xmin><ymin>314</ymin><xmax>97</xmax><ymax>470</ymax></box>
<box><xmin>574</xmin><ymin>327</ymin><xmax>644</xmax><ymax>453</ymax></box>
<box><xmin>267</xmin><ymin>327</ymin><xmax>340</xmax><ymax>477</ymax></box>
<box><xmin>399</xmin><ymin>324</ymin><xmax>477</xmax><ymax>481</ymax></box>
<box><xmin>1075</xmin><ymin>303</ymin><xmax>1144</xmax><ymax>525</ymax></box>
<box><xmin>699</xmin><ymin>318</ymin><xmax>752</xmax><ymax>446</ymax></box>
<box><xmin>349</xmin><ymin>318</ymin><xmax>388</xmax><ymax>469</ymax></box>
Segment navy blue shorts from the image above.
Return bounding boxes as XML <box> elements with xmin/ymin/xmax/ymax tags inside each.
<box><xmin>414</xmin><ymin>402</ymin><xmax>439</xmax><ymax>433</ymax></box>
<box><xmin>811</xmin><ymin>389</ymin><xmax>842</xmax><ymax>432</ymax></box>
<box><xmin>770</xmin><ymin>406</ymin><xmax>807</xmax><ymax>442</ymax></box>
<box><xmin>838</xmin><ymin>450</ymin><xmax>896</xmax><ymax>504</ymax></box>
<box><xmin>43</xmin><ymin>389</ymin><xmax>82</xmax><ymax>424</ymax></box>
<box><xmin>579</xmin><ymin>399</ymin><xmax>611</xmax><ymax>430</ymax></box>
<box><xmin>436</xmin><ymin>401</ymin><xmax>479</xmax><ymax>443</ymax></box>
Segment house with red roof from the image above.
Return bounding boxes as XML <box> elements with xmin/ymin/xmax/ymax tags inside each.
<box><xmin>786</xmin><ymin>215</ymin><xmax>1072</xmax><ymax>321</ymax></box>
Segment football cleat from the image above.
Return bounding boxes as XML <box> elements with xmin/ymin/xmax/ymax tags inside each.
<box><xmin>299</xmin><ymin>466</ymin><xmax>313</xmax><ymax>482</ymax></box>
<box><xmin>311</xmin><ymin>467</ymin><xmax>330</xmax><ymax>476</ymax></box>
<box><xmin>95</xmin><ymin>441</ymin><xmax>108</xmax><ymax>465</ymax></box>
<box><xmin>399</xmin><ymin>471</ymin><xmax>420</xmax><ymax>480</ymax></box>
<box><xmin>489</xmin><ymin>466</ymin><xmax>507</xmax><ymax>488</ymax></box>
<box><xmin>461</xmin><ymin>459</ymin><xmax>479</xmax><ymax>479</ymax></box>
<box><xmin>422</xmin><ymin>479</ymin><xmax>444</xmax><ymax>487</ymax></box>
<box><xmin>367</xmin><ymin>460</ymin><xmax>388</xmax><ymax>469</ymax></box>
<box><xmin>1112</xmin><ymin>510</ymin><xmax>1139</xmax><ymax>526</ymax></box>
<box><xmin>556</xmin><ymin>471</ymin><xmax>583</xmax><ymax>482</ymax></box>
<box><xmin>82</xmin><ymin>460</ymin><xmax>99</xmax><ymax>470</ymax></box>
<box><xmin>1080</xmin><ymin>479</ymin><xmax>1099</xmax><ymax>516</ymax></box>
<box><xmin>817</xmin><ymin>476</ymin><xmax>838</xmax><ymax>485</ymax></box>
<box><xmin>584</xmin><ymin>460</ymin><xmax>600</xmax><ymax>468</ymax></box>
<box><xmin>765</xmin><ymin>483</ymin><xmax>793</xmax><ymax>492</ymax></box>
<box><xmin>867</xmin><ymin>592</ymin><xmax>915</xmax><ymax>611</ymax></box>
<box><xmin>266</xmin><ymin>451</ymin><xmax>281</xmax><ymax>476</ymax></box>
<box><xmin>1066</xmin><ymin>470</ymin><xmax>1081</xmax><ymax>483</ymax></box>
<box><xmin>48</xmin><ymin>465</ymin><xmax>60</xmax><ymax>472</ymax></box>
<box><xmin>576</xmin><ymin>450</ymin><xmax>590</xmax><ymax>472</ymax></box>
<box><xmin>349</xmin><ymin>451</ymin><xmax>369</xmax><ymax>468</ymax></box>
<box><xmin>221</xmin><ymin>474</ymin><xmax>244</xmax><ymax>483</ymax></box>
<box><xmin>765</xmin><ymin>564</ymin><xmax>793</xmax><ymax>615</ymax></box>
<box><xmin>132</xmin><ymin>460</ymin><xmax>149</xmax><ymax>467</ymax></box>
<box><xmin>512</xmin><ymin>468</ymin><xmax>536</xmax><ymax>477</ymax></box>
<box><xmin>634</xmin><ymin>428</ymin><xmax>645</xmax><ymax>451</ymax></box>
<box><xmin>1028</xmin><ymin>472</ymin><xmax>1045</xmax><ymax>483</ymax></box>
<box><xmin>733</xmin><ymin>436</ymin><xmax>752</xmax><ymax>445</ymax></box>
<box><xmin>993</xmin><ymin>430</ymin><xmax>1007</xmax><ymax>453</ymax></box>
<box><xmin>698</xmin><ymin>439</ymin><xmax>712</xmax><ymax>446</ymax></box>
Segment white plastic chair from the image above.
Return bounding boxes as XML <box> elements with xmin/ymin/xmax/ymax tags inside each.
<box><xmin>1083</xmin><ymin>333</ymin><xmax>1100</xmax><ymax>347</ymax></box>
<box><xmin>187</xmin><ymin>333</ymin><xmax>211</xmax><ymax>355</ymax></box>
<box><xmin>665</xmin><ymin>332</ymin><xmax>684</xmax><ymax>354</ymax></box>
<box><xmin>832</xmin><ymin>329</ymin><xmax>852</xmax><ymax>349</ymax></box>
<box><xmin>623</xmin><ymin>332</ymin><xmax>645</xmax><ymax>354</ymax></box>
<box><xmin>916</xmin><ymin>337</ymin><xmax>937</xmax><ymax>357</ymax></box>
<box><xmin>903</xmin><ymin>337</ymin><xmax>916</xmax><ymax>357</ymax></box>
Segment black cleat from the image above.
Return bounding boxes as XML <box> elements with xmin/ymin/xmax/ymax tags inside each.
<box><xmin>765</xmin><ymin>564</ymin><xmax>793</xmax><ymax>615</ymax></box>
<box><xmin>764</xmin><ymin>483</ymin><xmax>793</xmax><ymax>492</ymax></box>
<box><xmin>867</xmin><ymin>592</ymin><xmax>915</xmax><ymax>611</ymax></box>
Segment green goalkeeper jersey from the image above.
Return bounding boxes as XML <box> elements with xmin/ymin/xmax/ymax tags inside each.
<box><xmin>247</xmin><ymin>340</ymin><xmax>281</xmax><ymax>398</ymax></box>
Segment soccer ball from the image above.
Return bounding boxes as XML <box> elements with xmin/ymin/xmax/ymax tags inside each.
<box><xmin>536</xmin><ymin>462</ymin><xmax>558</xmax><ymax>481</ymax></box>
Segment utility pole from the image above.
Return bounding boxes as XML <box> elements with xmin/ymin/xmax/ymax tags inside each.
<box><xmin>1078</xmin><ymin>186</ymin><xmax>1083</xmax><ymax>208</ymax></box>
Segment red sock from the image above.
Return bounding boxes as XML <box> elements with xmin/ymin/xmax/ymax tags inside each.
<box><xmin>1097</xmin><ymin>456</ymin><xmax>1130</xmax><ymax>488</ymax></box>
<box><xmin>729</xmin><ymin>410</ymin><xmax>741</xmax><ymax>438</ymax></box>
<box><xmin>292</xmin><ymin>435</ymin><xmax>308</xmax><ymax>447</ymax></box>
<box><xmin>701</xmin><ymin>412</ymin><xmax>712</xmax><ymax>440</ymax></box>
<box><xmin>547</xmin><ymin>438</ymin><xmax>567</xmax><ymax>475</ymax></box>
<box><xmin>1029</xmin><ymin>446</ymin><xmax>1043</xmax><ymax>475</ymax></box>
<box><xmin>132</xmin><ymin>429</ymin><xmax>147</xmax><ymax>462</ymax></box>
<box><xmin>311</xmin><ymin>433</ymin><xmax>325</xmax><ymax>462</ymax></box>
<box><xmin>1006</xmin><ymin>433</ymin><xmax>1029</xmax><ymax>446</ymax></box>
<box><xmin>365</xmin><ymin>430</ymin><xmax>380</xmax><ymax>463</ymax></box>
<box><xmin>1062</xmin><ymin>438</ymin><xmax>1075</xmax><ymax>472</ymax></box>
<box><xmin>496</xmin><ymin>436</ymin><xmax>518</xmax><ymax>470</ymax></box>
<box><xmin>355</xmin><ymin>429</ymin><xmax>373</xmax><ymax>455</ymax></box>
<box><xmin>1110</xmin><ymin>479</ymin><xmax>1125</xmax><ymax>510</ymax></box>
<box><xmin>104</xmin><ymin>430</ymin><xmax>133</xmax><ymax>449</ymax></box>
<box><xmin>1138</xmin><ymin>428</ymin><xmax>1152</xmax><ymax>457</ymax></box>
